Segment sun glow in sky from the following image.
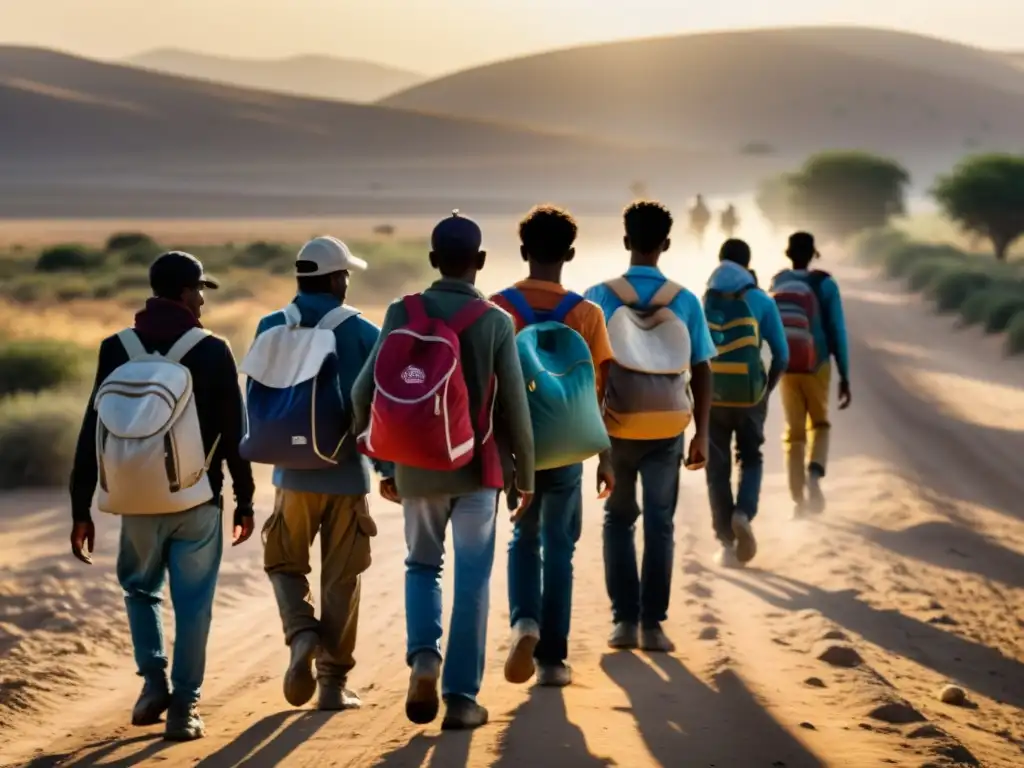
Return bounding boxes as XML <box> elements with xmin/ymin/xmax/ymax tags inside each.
<box><xmin>1</xmin><ymin>0</ymin><xmax>1022</xmax><ymax>74</ymax></box>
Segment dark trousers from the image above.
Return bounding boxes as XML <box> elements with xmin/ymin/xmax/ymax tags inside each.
<box><xmin>706</xmin><ymin>400</ymin><xmax>768</xmax><ymax>544</ymax></box>
<box><xmin>603</xmin><ymin>435</ymin><xmax>684</xmax><ymax>627</ymax></box>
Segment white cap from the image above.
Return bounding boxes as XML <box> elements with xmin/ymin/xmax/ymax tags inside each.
<box><xmin>295</xmin><ymin>236</ymin><xmax>367</xmax><ymax>276</ymax></box>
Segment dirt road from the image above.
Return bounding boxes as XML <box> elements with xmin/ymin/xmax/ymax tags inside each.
<box><xmin>2</xmin><ymin>259</ymin><xmax>1023</xmax><ymax>767</ymax></box>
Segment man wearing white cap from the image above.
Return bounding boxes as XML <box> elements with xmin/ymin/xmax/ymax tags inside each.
<box><xmin>250</xmin><ymin>236</ymin><xmax>391</xmax><ymax>710</ymax></box>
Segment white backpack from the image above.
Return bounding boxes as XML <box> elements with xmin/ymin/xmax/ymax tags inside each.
<box><xmin>602</xmin><ymin>277</ymin><xmax>694</xmax><ymax>440</ymax></box>
<box><xmin>95</xmin><ymin>327</ymin><xmax>219</xmax><ymax>515</ymax></box>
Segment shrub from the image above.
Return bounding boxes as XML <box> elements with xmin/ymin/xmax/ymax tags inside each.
<box><xmin>958</xmin><ymin>288</ymin><xmax>998</xmax><ymax>326</ymax></box>
<box><xmin>982</xmin><ymin>291</ymin><xmax>1024</xmax><ymax>334</ymax></box>
<box><xmin>231</xmin><ymin>241</ymin><xmax>289</xmax><ymax>269</ymax></box>
<box><xmin>906</xmin><ymin>256</ymin><xmax>960</xmax><ymax>292</ymax></box>
<box><xmin>883</xmin><ymin>243</ymin><xmax>965</xmax><ymax>279</ymax></box>
<box><xmin>925</xmin><ymin>269</ymin><xmax>994</xmax><ymax>313</ymax></box>
<box><xmin>1005</xmin><ymin>311</ymin><xmax>1024</xmax><ymax>355</ymax></box>
<box><xmin>35</xmin><ymin>245</ymin><xmax>106</xmax><ymax>273</ymax></box>
<box><xmin>850</xmin><ymin>226</ymin><xmax>909</xmax><ymax>267</ymax></box>
<box><xmin>105</xmin><ymin>232</ymin><xmax>157</xmax><ymax>252</ymax></box>
<box><xmin>0</xmin><ymin>340</ymin><xmax>84</xmax><ymax>397</ymax></box>
<box><xmin>0</xmin><ymin>393</ymin><xmax>81</xmax><ymax>489</ymax></box>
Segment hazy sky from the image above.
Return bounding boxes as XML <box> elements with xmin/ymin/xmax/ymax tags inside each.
<box><xmin>1</xmin><ymin>0</ymin><xmax>1022</xmax><ymax>75</ymax></box>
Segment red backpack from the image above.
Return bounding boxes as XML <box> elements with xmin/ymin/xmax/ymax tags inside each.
<box><xmin>358</xmin><ymin>294</ymin><xmax>496</xmax><ymax>473</ymax></box>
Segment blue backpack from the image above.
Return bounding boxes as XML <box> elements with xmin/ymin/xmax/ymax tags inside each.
<box><xmin>239</xmin><ymin>303</ymin><xmax>358</xmax><ymax>469</ymax></box>
<box><xmin>499</xmin><ymin>288</ymin><xmax>610</xmax><ymax>471</ymax></box>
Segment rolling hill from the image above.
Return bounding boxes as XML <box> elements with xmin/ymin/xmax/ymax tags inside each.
<box><xmin>383</xmin><ymin>26</ymin><xmax>1024</xmax><ymax>163</ymax></box>
<box><xmin>126</xmin><ymin>48</ymin><xmax>424</xmax><ymax>103</ymax></box>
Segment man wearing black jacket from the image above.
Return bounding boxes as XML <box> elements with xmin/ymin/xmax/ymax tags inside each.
<box><xmin>68</xmin><ymin>251</ymin><xmax>255</xmax><ymax>741</ymax></box>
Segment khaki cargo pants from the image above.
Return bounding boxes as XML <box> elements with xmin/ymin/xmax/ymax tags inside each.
<box><xmin>262</xmin><ymin>489</ymin><xmax>377</xmax><ymax>684</ymax></box>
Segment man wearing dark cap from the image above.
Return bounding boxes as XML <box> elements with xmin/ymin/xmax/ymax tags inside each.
<box><xmin>69</xmin><ymin>251</ymin><xmax>255</xmax><ymax>741</ymax></box>
<box><xmin>769</xmin><ymin>232</ymin><xmax>852</xmax><ymax>517</ymax></box>
<box><xmin>352</xmin><ymin>211</ymin><xmax>535</xmax><ymax>731</ymax></box>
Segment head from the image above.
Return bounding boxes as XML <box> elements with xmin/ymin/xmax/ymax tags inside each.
<box><xmin>623</xmin><ymin>200</ymin><xmax>673</xmax><ymax>263</ymax></box>
<box><xmin>719</xmin><ymin>238</ymin><xmax>751</xmax><ymax>268</ymax></box>
<box><xmin>518</xmin><ymin>204</ymin><xmax>577</xmax><ymax>267</ymax></box>
<box><xmin>294</xmin><ymin>236</ymin><xmax>366</xmax><ymax>301</ymax></box>
<box><xmin>149</xmin><ymin>251</ymin><xmax>219</xmax><ymax>319</ymax></box>
<box><xmin>786</xmin><ymin>231</ymin><xmax>820</xmax><ymax>269</ymax></box>
<box><xmin>429</xmin><ymin>210</ymin><xmax>486</xmax><ymax>283</ymax></box>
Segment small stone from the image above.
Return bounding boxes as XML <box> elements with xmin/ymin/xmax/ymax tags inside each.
<box><xmin>821</xmin><ymin>629</ymin><xmax>848</xmax><ymax>641</ymax></box>
<box><xmin>867</xmin><ymin>701</ymin><xmax>927</xmax><ymax>724</ymax></box>
<box><xmin>927</xmin><ymin>600</ymin><xmax>943</xmax><ymax>610</ymax></box>
<box><xmin>939</xmin><ymin>685</ymin><xmax>967</xmax><ymax>706</ymax></box>
<box><xmin>799</xmin><ymin>722</ymin><xmax>816</xmax><ymax>730</ymax></box>
<box><xmin>908</xmin><ymin>725</ymin><xmax>945</xmax><ymax>739</ymax></box>
<box><xmin>698</xmin><ymin>626</ymin><xmax>720</xmax><ymax>641</ymax></box>
<box><xmin>928</xmin><ymin>615</ymin><xmax>959</xmax><ymax>626</ymax></box>
<box><xmin>816</xmin><ymin>642</ymin><xmax>864</xmax><ymax>668</ymax></box>
<box><xmin>804</xmin><ymin>677</ymin><xmax>827</xmax><ymax>688</ymax></box>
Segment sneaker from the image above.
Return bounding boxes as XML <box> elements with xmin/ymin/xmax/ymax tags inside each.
<box><xmin>536</xmin><ymin>662</ymin><xmax>572</xmax><ymax>687</ymax></box>
<box><xmin>317</xmin><ymin>683</ymin><xmax>362</xmax><ymax>711</ymax></box>
<box><xmin>714</xmin><ymin>543</ymin><xmax>742</xmax><ymax>569</ymax></box>
<box><xmin>164</xmin><ymin>698</ymin><xmax>205</xmax><ymax>742</ymax></box>
<box><xmin>284</xmin><ymin>630</ymin><xmax>320</xmax><ymax>707</ymax></box>
<box><xmin>731</xmin><ymin>512</ymin><xmax>758</xmax><ymax>564</ymax></box>
<box><xmin>441</xmin><ymin>695</ymin><xmax>489</xmax><ymax>731</ymax></box>
<box><xmin>640</xmin><ymin>624</ymin><xmax>676</xmax><ymax>653</ymax></box>
<box><xmin>131</xmin><ymin>676</ymin><xmax>171</xmax><ymax>726</ymax></box>
<box><xmin>504</xmin><ymin>619</ymin><xmax>540</xmax><ymax>684</ymax></box>
<box><xmin>806</xmin><ymin>472</ymin><xmax>826</xmax><ymax>514</ymax></box>
<box><xmin>405</xmin><ymin>652</ymin><xmax>441</xmax><ymax>725</ymax></box>
<box><xmin>792</xmin><ymin>500</ymin><xmax>808</xmax><ymax>519</ymax></box>
<box><xmin>608</xmin><ymin>622</ymin><xmax>639</xmax><ymax>650</ymax></box>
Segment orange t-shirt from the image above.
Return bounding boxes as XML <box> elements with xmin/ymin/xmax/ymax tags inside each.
<box><xmin>490</xmin><ymin>278</ymin><xmax>614</xmax><ymax>397</ymax></box>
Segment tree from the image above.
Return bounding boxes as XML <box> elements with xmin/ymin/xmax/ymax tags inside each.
<box><xmin>787</xmin><ymin>151</ymin><xmax>910</xmax><ymax>240</ymax></box>
<box><xmin>932</xmin><ymin>153</ymin><xmax>1024</xmax><ymax>261</ymax></box>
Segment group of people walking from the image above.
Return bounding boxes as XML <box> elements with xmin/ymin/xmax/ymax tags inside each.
<box><xmin>66</xmin><ymin>199</ymin><xmax>850</xmax><ymax>741</ymax></box>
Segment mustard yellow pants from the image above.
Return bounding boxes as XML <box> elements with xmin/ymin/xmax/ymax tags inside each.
<box><xmin>779</xmin><ymin>364</ymin><xmax>831</xmax><ymax>503</ymax></box>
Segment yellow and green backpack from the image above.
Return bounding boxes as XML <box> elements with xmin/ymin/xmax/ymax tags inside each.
<box><xmin>703</xmin><ymin>286</ymin><xmax>766</xmax><ymax>407</ymax></box>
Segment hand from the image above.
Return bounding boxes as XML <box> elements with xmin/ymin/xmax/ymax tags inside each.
<box><xmin>232</xmin><ymin>513</ymin><xmax>255</xmax><ymax>546</ymax></box>
<box><xmin>70</xmin><ymin>521</ymin><xmax>95</xmax><ymax>564</ymax></box>
<box><xmin>379</xmin><ymin>478</ymin><xmax>401</xmax><ymax>504</ymax></box>
<box><xmin>838</xmin><ymin>380</ymin><xmax>852</xmax><ymax>410</ymax></box>
<box><xmin>510</xmin><ymin>491</ymin><xmax>534</xmax><ymax>524</ymax></box>
<box><xmin>597</xmin><ymin>457</ymin><xmax>615</xmax><ymax>500</ymax></box>
<box><xmin>684</xmin><ymin>433</ymin><xmax>708</xmax><ymax>471</ymax></box>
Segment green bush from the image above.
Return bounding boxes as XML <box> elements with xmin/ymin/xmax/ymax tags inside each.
<box><xmin>106</xmin><ymin>232</ymin><xmax>157</xmax><ymax>252</ymax></box>
<box><xmin>0</xmin><ymin>340</ymin><xmax>84</xmax><ymax>397</ymax></box>
<box><xmin>958</xmin><ymin>288</ymin><xmax>997</xmax><ymax>326</ymax></box>
<box><xmin>35</xmin><ymin>245</ymin><xmax>106</xmax><ymax>273</ymax></box>
<box><xmin>925</xmin><ymin>269</ymin><xmax>994</xmax><ymax>313</ymax></box>
<box><xmin>906</xmin><ymin>256</ymin><xmax>960</xmax><ymax>291</ymax></box>
<box><xmin>850</xmin><ymin>226</ymin><xmax>909</xmax><ymax>267</ymax></box>
<box><xmin>982</xmin><ymin>291</ymin><xmax>1024</xmax><ymax>334</ymax></box>
<box><xmin>231</xmin><ymin>241</ymin><xmax>290</xmax><ymax>269</ymax></box>
<box><xmin>1005</xmin><ymin>311</ymin><xmax>1024</xmax><ymax>355</ymax></box>
<box><xmin>0</xmin><ymin>393</ymin><xmax>81</xmax><ymax>489</ymax></box>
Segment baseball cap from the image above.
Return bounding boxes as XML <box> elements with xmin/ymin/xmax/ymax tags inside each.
<box><xmin>149</xmin><ymin>251</ymin><xmax>219</xmax><ymax>296</ymax></box>
<box><xmin>295</xmin><ymin>236</ymin><xmax>367</xmax><ymax>276</ymax></box>
<box><xmin>431</xmin><ymin>209</ymin><xmax>483</xmax><ymax>253</ymax></box>
<box><xmin>787</xmin><ymin>231</ymin><xmax>820</xmax><ymax>258</ymax></box>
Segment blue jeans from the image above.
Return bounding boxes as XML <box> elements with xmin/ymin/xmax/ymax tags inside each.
<box><xmin>116</xmin><ymin>503</ymin><xmax>223</xmax><ymax>704</ymax></box>
<box><xmin>403</xmin><ymin>489</ymin><xmax>498</xmax><ymax>701</ymax></box>
<box><xmin>706</xmin><ymin>401</ymin><xmax>768</xmax><ymax>543</ymax></box>
<box><xmin>507</xmin><ymin>463</ymin><xmax>583</xmax><ymax>664</ymax></box>
<box><xmin>603</xmin><ymin>436</ymin><xmax>683</xmax><ymax>627</ymax></box>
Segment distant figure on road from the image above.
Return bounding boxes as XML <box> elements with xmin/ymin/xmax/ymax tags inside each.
<box><xmin>585</xmin><ymin>201</ymin><xmax>715</xmax><ymax>654</ymax></box>
<box><xmin>720</xmin><ymin>204</ymin><xmax>740</xmax><ymax>238</ymax></box>
<box><xmin>769</xmin><ymin>232</ymin><xmax>852</xmax><ymax>517</ymax></box>
<box><xmin>69</xmin><ymin>251</ymin><xmax>255</xmax><ymax>742</ymax></box>
<box><xmin>689</xmin><ymin>194</ymin><xmax>711</xmax><ymax>247</ymax></box>
<box><xmin>244</xmin><ymin>237</ymin><xmax>389</xmax><ymax>712</ymax></box>
<box><xmin>352</xmin><ymin>211</ymin><xmax>535</xmax><ymax>731</ymax></box>
<box><xmin>702</xmin><ymin>239</ymin><xmax>788</xmax><ymax>568</ymax></box>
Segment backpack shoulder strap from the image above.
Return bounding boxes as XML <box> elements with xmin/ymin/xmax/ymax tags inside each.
<box><xmin>282</xmin><ymin>303</ymin><xmax>302</xmax><ymax>327</ymax></box>
<box><xmin>165</xmin><ymin>328</ymin><xmax>212</xmax><ymax>363</ymax></box>
<box><xmin>116</xmin><ymin>329</ymin><xmax>147</xmax><ymax>360</ymax></box>
<box><xmin>317</xmin><ymin>305</ymin><xmax>360</xmax><ymax>331</ymax></box>
<box><xmin>401</xmin><ymin>293</ymin><xmax>428</xmax><ymax>325</ymax></box>
<box><xmin>548</xmin><ymin>292</ymin><xmax>584</xmax><ymax>324</ymax></box>
<box><xmin>649</xmin><ymin>280</ymin><xmax>684</xmax><ymax>308</ymax></box>
<box><xmin>497</xmin><ymin>287</ymin><xmax>537</xmax><ymax>326</ymax></box>
<box><xmin>604</xmin><ymin>277</ymin><xmax>639</xmax><ymax>306</ymax></box>
<box><xmin>448</xmin><ymin>298</ymin><xmax>492</xmax><ymax>335</ymax></box>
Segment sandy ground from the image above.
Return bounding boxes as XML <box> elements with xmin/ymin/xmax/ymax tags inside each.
<box><xmin>1</xmin><ymin>235</ymin><xmax>1023</xmax><ymax>766</ymax></box>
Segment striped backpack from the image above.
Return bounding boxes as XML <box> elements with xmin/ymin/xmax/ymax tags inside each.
<box><xmin>703</xmin><ymin>285</ymin><xmax>766</xmax><ymax>407</ymax></box>
<box><xmin>770</xmin><ymin>270</ymin><xmax>829</xmax><ymax>374</ymax></box>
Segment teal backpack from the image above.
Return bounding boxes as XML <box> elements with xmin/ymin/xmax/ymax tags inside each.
<box><xmin>703</xmin><ymin>285</ymin><xmax>767</xmax><ymax>407</ymax></box>
<box><xmin>498</xmin><ymin>288</ymin><xmax>610</xmax><ymax>470</ymax></box>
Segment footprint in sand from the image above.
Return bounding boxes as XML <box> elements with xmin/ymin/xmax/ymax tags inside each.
<box><xmin>686</xmin><ymin>582</ymin><xmax>713</xmax><ymax>599</ymax></box>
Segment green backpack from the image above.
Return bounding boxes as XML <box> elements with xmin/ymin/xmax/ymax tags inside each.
<box><xmin>703</xmin><ymin>286</ymin><xmax>766</xmax><ymax>407</ymax></box>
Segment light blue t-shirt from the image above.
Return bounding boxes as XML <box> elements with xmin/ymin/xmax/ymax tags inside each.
<box><xmin>583</xmin><ymin>265</ymin><xmax>717</xmax><ymax>367</ymax></box>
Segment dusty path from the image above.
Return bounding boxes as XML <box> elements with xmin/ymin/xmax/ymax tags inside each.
<box><xmin>2</xmin><ymin>260</ymin><xmax>1023</xmax><ymax>767</ymax></box>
